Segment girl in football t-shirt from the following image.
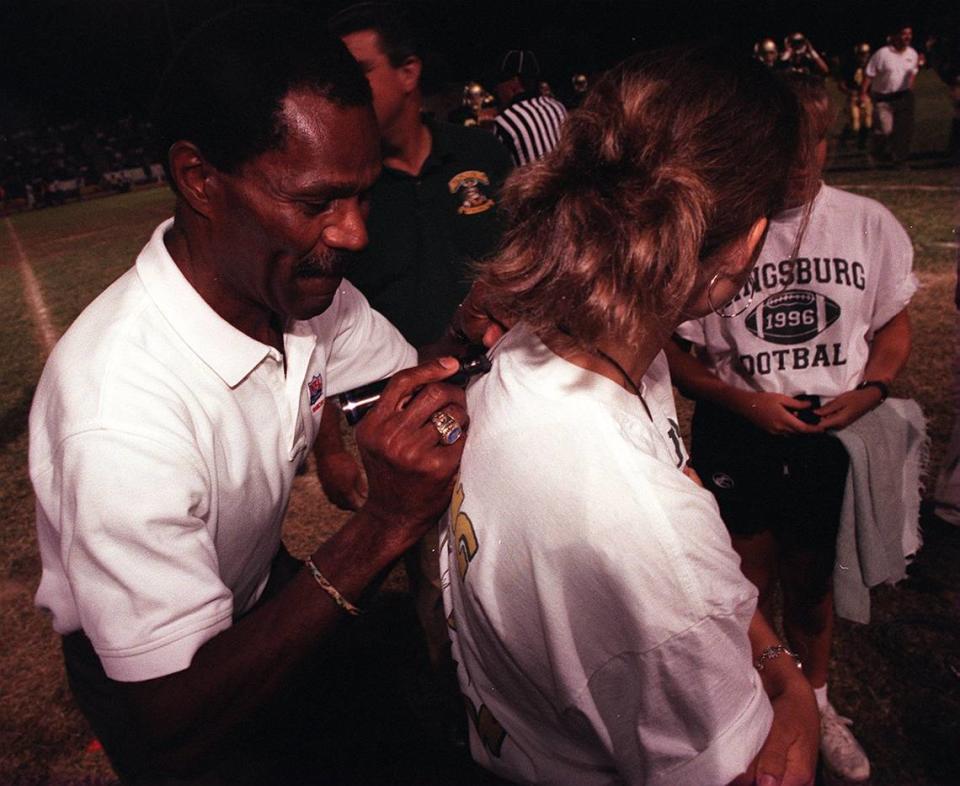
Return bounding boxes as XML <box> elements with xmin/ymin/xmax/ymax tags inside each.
<box><xmin>667</xmin><ymin>73</ymin><xmax>915</xmax><ymax>784</ymax></box>
<box><xmin>440</xmin><ymin>47</ymin><xmax>820</xmax><ymax>786</ymax></box>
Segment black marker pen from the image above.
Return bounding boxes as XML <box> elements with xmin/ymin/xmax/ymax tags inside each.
<box><xmin>335</xmin><ymin>351</ymin><xmax>491</xmax><ymax>425</ymax></box>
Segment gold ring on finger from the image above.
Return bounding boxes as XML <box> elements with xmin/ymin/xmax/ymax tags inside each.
<box><xmin>430</xmin><ymin>410</ymin><xmax>463</xmax><ymax>446</ymax></box>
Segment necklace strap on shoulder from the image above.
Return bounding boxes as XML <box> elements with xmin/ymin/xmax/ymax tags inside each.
<box><xmin>593</xmin><ymin>346</ymin><xmax>652</xmax><ymax>420</ymax></box>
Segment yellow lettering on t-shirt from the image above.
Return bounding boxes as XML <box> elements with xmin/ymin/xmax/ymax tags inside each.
<box><xmin>464</xmin><ymin>696</ymin><xmax>507</xmax><ymax>757</ymax></box>
<box><xmin>451</xmin><ymin>483</ymin><xmax>479</xmax><ymax>580</ymax></box>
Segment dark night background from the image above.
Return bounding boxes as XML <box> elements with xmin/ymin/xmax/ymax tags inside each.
<box><xmin>1</xmin><ymin>0</ymin><xmax>958</xmax><ymax>128</ymax></box>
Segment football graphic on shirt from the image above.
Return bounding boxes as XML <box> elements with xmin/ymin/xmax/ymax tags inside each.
<box><xmin>744</xmin><ymin>289</ymin><xmax>841</xmax><ymax>345</ymax></box>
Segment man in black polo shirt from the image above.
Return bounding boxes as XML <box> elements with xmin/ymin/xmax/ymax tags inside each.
<box><xmin>314</xmin><ymin>4</ymin><xmax>510</xmax><ymax>511</ymax></box>
<box><xmin>328</xmin><ymin>3</ymin><xmax>512</xmax><ymax>349</ymax></box>
<box><xmin>315</xmin><ymin>6</ymin><xmax>511</xmax><ymax>668</ymax></box>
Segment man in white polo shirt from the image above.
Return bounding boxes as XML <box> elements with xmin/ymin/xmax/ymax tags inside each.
<box><xmin>29</xmin><ymin>8</ymin><xmax>470</xmax><ymax>784</ymax></box>
<box><xmin>862</xmin><ymin>24</ymin><xmax>921</xmax><ymax>165</ymax></box>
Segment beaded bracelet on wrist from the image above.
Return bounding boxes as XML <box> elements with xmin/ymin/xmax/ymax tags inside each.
<box><xmin>754</xmin><ymin>644</ymin><xmax>803</xmax><ymax>672</ymax></box>
<box><xmin>304</xmin><ymin>557</ymin><xmax>363</xmax><ymax>617</ymax></box>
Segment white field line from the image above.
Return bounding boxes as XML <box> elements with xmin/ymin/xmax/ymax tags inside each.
<box><xmin>5</xmin><ymin>217</ymin><xmax>58</xmax><ymax>355</ymax></box>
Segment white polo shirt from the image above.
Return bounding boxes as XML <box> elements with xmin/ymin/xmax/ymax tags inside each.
<box><xmin>30</xmin><ymin>219</ymin><xmax>415</xmax><ymax>681</ymax></box>
<box><xmin>865</xmin><ymin>45</ymin><xmax>919</xmax><ymax>94</ymax></box>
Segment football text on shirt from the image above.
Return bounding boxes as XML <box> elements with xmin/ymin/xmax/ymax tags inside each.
<box><xmin>729</xmin><ymin>256</ymin><xmax>864</xmax><ymax>377</ymax></box>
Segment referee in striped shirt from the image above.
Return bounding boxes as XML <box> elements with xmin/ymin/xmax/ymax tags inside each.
<box><xmin>492</xmin><ymin>49</ymin><xmax>568</xmax><ymax>166</ymax></box>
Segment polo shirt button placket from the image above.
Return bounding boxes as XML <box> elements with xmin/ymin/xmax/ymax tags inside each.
<box><xmin>264</xmin><ymin>351</ymin><xmax>296</xmax><ymax>460</ymax></box>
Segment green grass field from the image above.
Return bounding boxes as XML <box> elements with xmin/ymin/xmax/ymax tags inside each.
<box><xmin>1</xmin><ymin>70</ymin><xmax>958</xmax><ymax>784</ymax></box>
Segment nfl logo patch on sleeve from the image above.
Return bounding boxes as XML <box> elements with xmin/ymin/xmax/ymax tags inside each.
<box><xmin>308</xmin><ymin>374</ymin><xmax>324</xmax><ymax>412</ymax></box>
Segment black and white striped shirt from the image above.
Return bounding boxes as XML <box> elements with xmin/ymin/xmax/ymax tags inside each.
<box><xmin>493</xmin><ymin>94</ymin><xmax>568</xmax><ymax>166</ymax></box>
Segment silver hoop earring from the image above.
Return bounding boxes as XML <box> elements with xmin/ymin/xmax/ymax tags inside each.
<box><xmin>707</xmin><ymin>272</ymin><xmax>754</xmax><ymax>319</ymax></box>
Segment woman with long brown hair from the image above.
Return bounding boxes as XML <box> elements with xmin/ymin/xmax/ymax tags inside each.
<box><xmin>441</xmin><ymin>46</ymin><xmax>819</xmax><ymax>786</ymax></box>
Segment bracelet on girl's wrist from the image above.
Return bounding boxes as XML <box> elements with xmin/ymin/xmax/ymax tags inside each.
<box><xmin>754</xmin><ymin>644</ymin><xmax>803</xmax><ymax>672</ymax></box>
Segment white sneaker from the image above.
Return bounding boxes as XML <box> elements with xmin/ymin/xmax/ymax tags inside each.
<box><xmin>820</xmin><ymin>702</ymin><xmax>871</xmax><ymax>781</ymax></box>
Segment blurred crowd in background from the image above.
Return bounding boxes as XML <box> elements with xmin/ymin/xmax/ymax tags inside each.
<box><xmin>0</xmin><ymin>21</ymin><xmax>957</xmax><ymax>214</ymax></box>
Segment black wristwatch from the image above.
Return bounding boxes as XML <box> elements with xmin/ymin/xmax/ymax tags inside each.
<box><xmin>856</xmin><ymin>380</ymin><xmax>889</xmax><ymax>402</ymax></box>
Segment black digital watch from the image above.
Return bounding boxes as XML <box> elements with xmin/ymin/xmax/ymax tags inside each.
<box><xmin>856</xmin><ymin>380</ymin><xmax>889</xmax><ymax>402</ymax></box>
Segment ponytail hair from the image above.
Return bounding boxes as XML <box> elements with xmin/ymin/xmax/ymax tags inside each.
<box><xmin>477</xmin><ymin>44</ymin><xmax>801</xmax><ymax>349</ymax></box>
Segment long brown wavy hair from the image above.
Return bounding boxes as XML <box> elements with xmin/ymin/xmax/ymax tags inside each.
<box><xmin>477</xmin><ymin>45</ymin><xmax>802</xmax><ymax>350</ymax></box>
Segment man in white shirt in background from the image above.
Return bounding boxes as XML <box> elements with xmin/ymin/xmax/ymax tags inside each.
<box><xmin>862</xmin><ymin>24</ymin><xmax>921</xmax><ymax>166</ymax></box>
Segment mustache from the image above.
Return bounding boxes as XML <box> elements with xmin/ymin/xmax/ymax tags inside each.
<box><xmin>295</xmin><ymin>250</ymin><xmax>355</xmax><ymax>277</ymax></box>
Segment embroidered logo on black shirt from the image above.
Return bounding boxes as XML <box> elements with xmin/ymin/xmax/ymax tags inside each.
<box><xmin>449</xmin><ymin>170</ymin><xmax>495</xmax><ymax>215</ymax></box>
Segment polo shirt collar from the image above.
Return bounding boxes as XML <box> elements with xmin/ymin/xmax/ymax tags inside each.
<box><xmin>135</xmin><ymin>219</ymin><xmax>276</xmax><ymax>388</ymax></box>
<box><xmin>424</xmin><ymin>118</ymin><xmax>455</xmax><ymax>163</ymax></box>
<box><xmin>382</xmin><ymin>117</ymin><xmax>455</xmax><ymax>180</ymax></box>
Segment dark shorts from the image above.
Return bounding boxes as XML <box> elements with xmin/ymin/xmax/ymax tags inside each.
<box><xmin>690</xmin><ymin>400</ymin><xmax>850</xmax><ymax>559</ymax></box>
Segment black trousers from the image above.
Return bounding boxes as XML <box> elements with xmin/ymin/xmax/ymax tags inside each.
<box><xmin>872</xmin><ymin>89</ymin><xmax>915</xmax><ymax>163</ymax></box>
<box><xmin>61</xmin><ymin>547</ymin><xmax>494</xmax><ymax>786</ymax></box>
